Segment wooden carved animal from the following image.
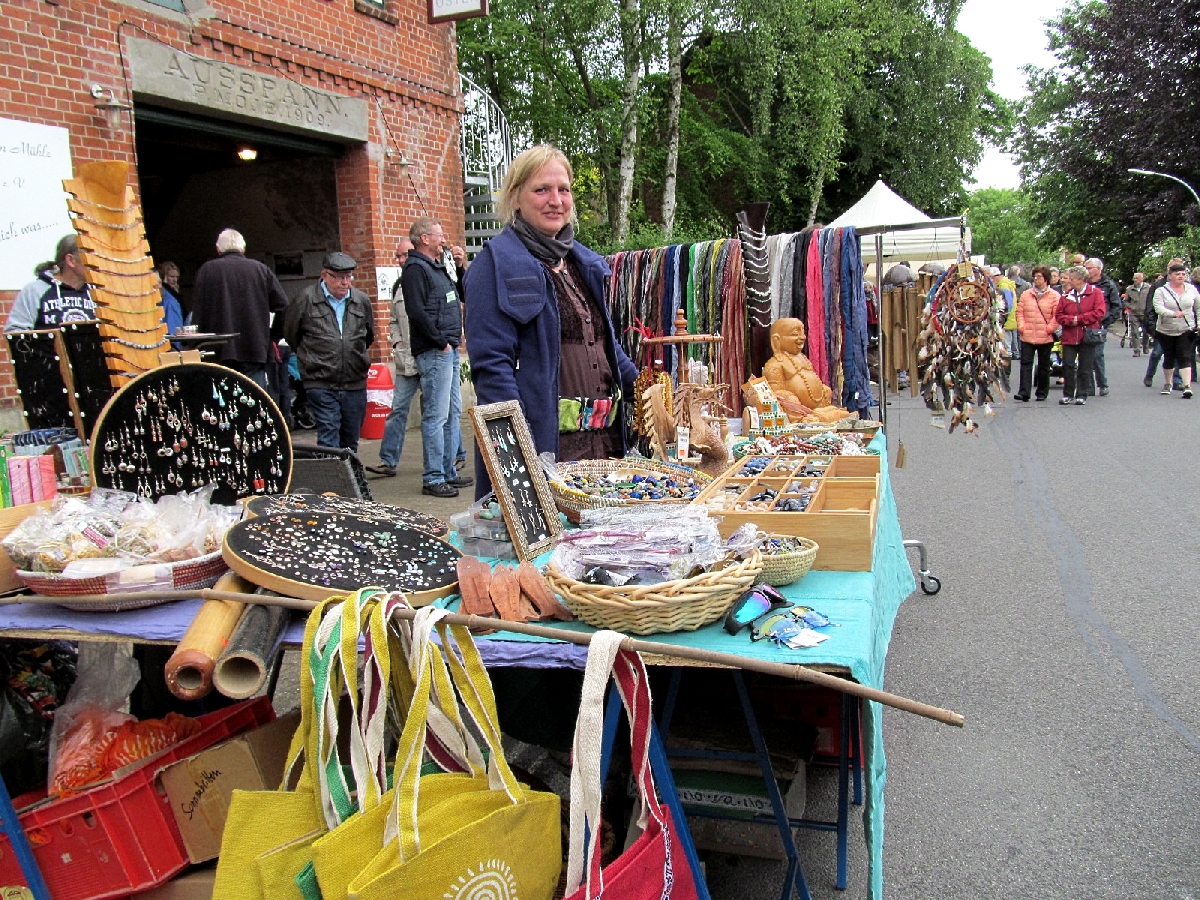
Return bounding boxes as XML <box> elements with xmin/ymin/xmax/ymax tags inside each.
<box><xmin>674</xmin><ymin>383</ymin><xmax>731</xmax><ymax>477</ymax></box>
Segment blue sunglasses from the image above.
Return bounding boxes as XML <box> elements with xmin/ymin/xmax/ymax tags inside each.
<box><xmin>724</xmin><ymin>584</ymin><xmax>792</xmax><ymax>636</ymax></box>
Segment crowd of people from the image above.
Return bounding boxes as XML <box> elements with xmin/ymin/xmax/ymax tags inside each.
<box><xmin>996</xmin><ymin>253</ymin><xmax>1200</xmax><ymax>405</ymax></box>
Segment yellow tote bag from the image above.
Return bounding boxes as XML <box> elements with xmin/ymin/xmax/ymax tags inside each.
<box><xmin>213</xmin><ymin>590</ymin><xmax>383</xmax><ymax>900</ymax></box>
<box><xmin>348</xmin><ymin>611</ymin><xmax>562</xmax><ymax>900</ymax></box>
<box><xmin>312</xmin><ymin>596</ymin><xmax>496</xmax><ymax>900</ymax></box>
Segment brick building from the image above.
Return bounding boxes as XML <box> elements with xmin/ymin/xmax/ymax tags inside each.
<box><xmin>0</xmin><ymin>0</ymin><xmax>468</xmax><ymax>424</ymax></box>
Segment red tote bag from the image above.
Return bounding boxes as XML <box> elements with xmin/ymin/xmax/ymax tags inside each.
<box><xmin>565</xmin><ymin>631</ymin><xmax>700</xmax><ymax>900</ymax></box>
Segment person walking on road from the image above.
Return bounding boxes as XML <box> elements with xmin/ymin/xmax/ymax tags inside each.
<box><xmin>1124</xmin><ymin>271</ymin><xmax>1151</xmax><ymax>357</ymax></box>
<box><xmin>1014</xmin><ymin>266</ymin><xmax>1061</xmax><ymax>402</ymax></box>
<box><xmin>1151</xmin><ymin>262</ymin><xmax>1199</xmax><ymax>400</ymax></box>
<box><xmin>1055</xmin><ymin>265</ymin><xmax>1106</xmax><ymax>405</ymax></box>
<box><xmin>1084</xmin><ymin>257</ymin><xmax>1122</xmax><ymax>396</ymax></box>
<box><xmin>368</xmin><ymin>238</ymin><xmax>420</xmax><ymax>477</ymax></box>
<box><xmin>1143</xmin><ymin>259</ymin><xmax>1185</xmax><ymax>389</ymax></box>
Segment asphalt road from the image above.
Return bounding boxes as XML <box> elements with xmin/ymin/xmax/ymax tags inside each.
<box><xmin>705</xmin><ymin>341</ymin><xmax>1200</xmax><ymax>898</ymax></box>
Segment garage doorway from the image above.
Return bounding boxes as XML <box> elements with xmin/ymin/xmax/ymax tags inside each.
<box><xmin>134</xmin><ymin>105</ymin><xmax>345</xmax><ymax>310</ymax></box>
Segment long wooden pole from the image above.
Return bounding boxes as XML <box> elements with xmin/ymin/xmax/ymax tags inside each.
<box><xmin>4</xmin><ymin>588</ymin><xmax>963</xmax><ymax>727</ymax></box>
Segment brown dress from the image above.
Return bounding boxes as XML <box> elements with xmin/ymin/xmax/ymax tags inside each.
<box><xmin>548</xmin><ymin>259</ymin><xmax>620</xmax><ymax>461</ymax></box>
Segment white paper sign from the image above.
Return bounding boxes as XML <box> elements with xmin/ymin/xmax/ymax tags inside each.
<box><xmin>376</xmin><ymin>265</ymin><xmax>401</xmax><ymax>299</ymax></box>
<box><xmin>0</xmin><ymin>119</ymin><xmax>74</xmax><ymax>291</ymax></box>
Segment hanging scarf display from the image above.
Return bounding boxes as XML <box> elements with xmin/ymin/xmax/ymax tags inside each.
<box><xmin>839</xmin><ymin>228</ymin><xmax>873</xmax><ymax>414</ymax></box>
<box><xmin>805</xmin><ymin>231</ymin><xmax>828</xmax><ymax>383</ymax></box>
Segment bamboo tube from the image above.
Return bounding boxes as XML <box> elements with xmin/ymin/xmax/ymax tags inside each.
<box><xmin>162</xmin><ymin>573</ymin><xmax>253</xmax><ymax>700</ymax></box>
<box><xmin>213</xmin><ymin>602</ymin><xmax>289</xmax><ymax>699</ymax></box>
<box><xmin>5</xmin><ymin>587</ymin><xmax>964</xmax><ymax>727</ymax></box>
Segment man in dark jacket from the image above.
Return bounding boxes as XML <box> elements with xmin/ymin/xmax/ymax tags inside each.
<box><xmin>1084</xmin><ymin>257</ymin><xmax>1122</xmax><ymax>396</ymax></box>
<box><xmin>403</xmin><ymin>218</ymin><xmax>472</xmax><ymax>498</ymax></box>
<box><xmin>191</xmin><ymin>229</ymin><xmax>289</xmax><ymax>389</ymax></box>
<box><xmin>282</xmin><ymin>252</ymin><xmax>374</xmax><ymax>452</ymax></box>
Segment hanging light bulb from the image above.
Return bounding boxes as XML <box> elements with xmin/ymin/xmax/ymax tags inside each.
<box><xmin>237</xmin><ymin>146</ymin><xmax>258</xmax><ymax>161</ymax></box>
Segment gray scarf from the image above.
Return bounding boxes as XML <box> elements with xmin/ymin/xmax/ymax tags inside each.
<box><xmin>511</xmin><ymin>213</ymin><xmax>574</xmax><ymax>265</ymax></box>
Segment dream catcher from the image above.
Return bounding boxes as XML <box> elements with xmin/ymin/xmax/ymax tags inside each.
<box><xmin>917</xmin><ymin>262</ymin><xmax>1007</xmax><ymax>434</ymax></box>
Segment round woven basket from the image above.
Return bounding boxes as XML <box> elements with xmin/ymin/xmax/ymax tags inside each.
<box><xmin>758</xmin><ymin>535</ymin><xmax>819</xmax><ymax>587</ymax></box>
<box><xmin>544</xmin><ymin>549</ymin><xmax>763</xmax><ymax>635</ymax></box>
<box><xmin>551</xmin><ymin>459</ymin><xmax>712</xmax><ymax>523</ymax></box>
<box><xmin>16</xmin><ymin>549</ymin><xmax>230</xmax><ymax>611</ymax></box>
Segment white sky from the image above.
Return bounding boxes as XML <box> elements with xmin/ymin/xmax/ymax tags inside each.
<box><xmin>956</xmin><ymin>0</ymin><xmax>1062</xmax><ymax>190</ymax></box>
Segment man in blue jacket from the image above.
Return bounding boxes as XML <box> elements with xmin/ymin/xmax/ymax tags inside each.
<box><xmin>403</xmin><ymin>218</ymin><xmax>473</xmax><ymax>498</ymax></box>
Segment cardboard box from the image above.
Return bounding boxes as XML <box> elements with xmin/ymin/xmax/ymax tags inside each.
<box><xmin>157</xmin><ymin>711</ymin><xmax>299</xmax><ymax>863</ymax></box>
<box><xmin>137</xmin><ymin>865</ymin><xmax>216</xmax><ymax>900</ymax></box>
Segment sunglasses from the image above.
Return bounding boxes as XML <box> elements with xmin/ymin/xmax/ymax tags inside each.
<box><xmin>724</xmin><ymin>584</ymin><xmax>791</xmax><ymax>636</ymax></box>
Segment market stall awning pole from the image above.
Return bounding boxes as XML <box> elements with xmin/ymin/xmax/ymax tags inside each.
<box><xmin>4</xmin><ymin>588</ymin><xmax>964</xmax><ymax>727</ymax></box>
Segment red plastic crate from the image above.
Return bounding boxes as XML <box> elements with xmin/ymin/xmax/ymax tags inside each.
<box><xmin>0</xmin><ymin>697</ymin><xmax>275</xmax><ymax>900</ymax></box>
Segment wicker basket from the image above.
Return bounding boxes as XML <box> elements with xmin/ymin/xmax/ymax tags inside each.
<box><xmin>550</xmin><ymin>459</ymin><xmax>712</xmax><ymax>523</ymax></box>
<box><xmin>16</xmin><ymin>549</ymin><xmax>230</xmax><ymax>611</ymax></box>
<box><xmin>758</xmin><ymin>535</ymin><xmax>819</xmax><ymax>587</ymax></box>
<box><xmin>544</xmin><ymin>549</ymin><xmax>763</xmax><ymax>635</ymax></box>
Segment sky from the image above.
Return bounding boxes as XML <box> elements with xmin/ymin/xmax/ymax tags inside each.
<box><xmin>955</xmin><ymin>0</ymin><xmax>1062</xmax><ymax>190</ymax></box>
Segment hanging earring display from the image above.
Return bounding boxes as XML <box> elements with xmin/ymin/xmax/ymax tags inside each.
<box><xmin>222</xmin><ymin>511</ymin><xmax>461</xmax><ymax>604</ymax></box>
<box><xmin>242</xmin><ymin>493</ymin><xmax>449</xmax><ymax>537</ymax></box>
<box><xmin>89</xmin><ymin>362</ymin><xmax>293</xmax><ymax>504</ymax></box>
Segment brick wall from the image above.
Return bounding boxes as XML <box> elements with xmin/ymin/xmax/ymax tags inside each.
<box><xmin>0</xmin><ymin>0</ymin><xmax>466</xmax><ymax>413</ymax></box>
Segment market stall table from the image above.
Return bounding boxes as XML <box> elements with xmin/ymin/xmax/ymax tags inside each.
<box><xmin>0</xmin><ymin>438</ymin><xmax>913</xmax><ymax>900</ymax></box>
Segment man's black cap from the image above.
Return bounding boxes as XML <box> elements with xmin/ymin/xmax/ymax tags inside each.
<box><xmin>323</xmin><ymin>251</ymin><xmax>357</xmax><ymax>273</ymax></box>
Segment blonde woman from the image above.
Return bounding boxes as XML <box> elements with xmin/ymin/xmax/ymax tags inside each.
<box><xmin>463</xmin><ymin>145</ymin><xmax>638</xmax><ymax>496</ymax></box>
<box><xmin>1151</xmin><ymin>262</ymin><xmax>1200</xmax><ymax>399</ymax></box>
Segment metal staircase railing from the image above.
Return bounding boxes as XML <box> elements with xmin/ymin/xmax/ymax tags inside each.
<box><xmin>459</xmin><ymin>73</ymin><xmax>512</xmax><ymax>257</ymax></box>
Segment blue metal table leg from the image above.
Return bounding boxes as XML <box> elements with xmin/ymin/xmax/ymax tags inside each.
<box><xmin>601</xmin><ymin>685</ymin><xmax>711</xmax><ymax>900</ymax></box>
<box><xmin>850</xmin><ymin>698</ymin><xmax>863</xmax><ymax>807</ymax></box>
<box><xmin>836</xmin><ymin>693</ymin><xmax>852</xmax><ymax>890</ymax></box>
<box><xmin>732</xmin><ymin>671</ymin><xmax>812</xmax><ymax>900</ymax></box>
<box><xmin>0</xmin><ymin>778</ymin><xmax>50</xmax><ymax>900</ymax></box>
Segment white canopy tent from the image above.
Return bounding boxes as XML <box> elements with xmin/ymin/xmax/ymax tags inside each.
<box><xmin>828</xmin><ymin>179</ymin><xmax>968</xmax><ymax>263</ymax></box>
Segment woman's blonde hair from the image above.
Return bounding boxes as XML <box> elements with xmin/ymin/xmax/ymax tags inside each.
<box><xmin>497</xmin><ymin>145</ymin><xmax>576</xmax><ymax>226</ymax></box>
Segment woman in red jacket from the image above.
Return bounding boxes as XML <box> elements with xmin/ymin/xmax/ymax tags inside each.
<box><xmin>1055</xmin><ymin>265</ymin><xmax>1107</xmax><ymax>405</ymax></box>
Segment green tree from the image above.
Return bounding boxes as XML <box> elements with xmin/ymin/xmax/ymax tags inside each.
<box><xmin>965</xmin><ymin>187</ymin><xmax>1053</xmax><ymax>267</ymax></box>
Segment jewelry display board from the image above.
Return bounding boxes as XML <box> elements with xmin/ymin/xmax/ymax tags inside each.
<box><xmin>243</xmin><ymin>493</ymin><xmax>449</xmax><ymax>537</ymax></box>
<box><xmin>58</xmin><ymin>322</ymin><xmax>115</xmax><ymax>439</ymax></box>
<box><xmin>90</xmin><ymin>363</ymin><xmax>292</xmax><ymax>504</ymax></box>
<box><xmin>5</xmin><ymin>330</ymin><xmax>73</xmax><ymax>429</ymax></box>
<box><xmin>223</xmin><ymin>510</ymin><xmax>461</xmax><ymax>604</ymax></box>
<box><xmin>469</xmin><ymin>400</ymin><xmax>562</xmax><ymax>561</ymax></box>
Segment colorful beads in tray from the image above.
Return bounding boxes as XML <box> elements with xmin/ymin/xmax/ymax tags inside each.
<box><xmin>561</xmin><ymin>471</ymin><xmax>703</xmax><ymax>502</ymax></box>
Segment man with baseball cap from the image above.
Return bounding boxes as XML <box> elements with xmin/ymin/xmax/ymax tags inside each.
<box><xmin>282</xmin><ymin>251</ymin><xmax>375</xmax><ymax>452</ymax></box>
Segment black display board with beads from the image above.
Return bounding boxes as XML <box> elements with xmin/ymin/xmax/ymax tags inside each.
<box><xmin>90</xmin><ymin>362</ymin><xmax>292</xmax><ymax>504</ymax></box>
<box><xmin>6</xmin><ymin>330</ymin><xmax>73</xmax><ymax>429</ymax></box>
<box><xmin>59</xmin><ymin>321</ymin><xmax>115</xmax><ymax>439</ymax></box>
<box><xmin>243</xmin><ymin>493</ymin><xmax>449</xmax><ymax>537</ymax></box>
<box><xmin>469</xmin><ymin>400</ymin><xmax>562</xmax><ymax>561</ymax></box>
<box><xmin>222</xmin><ymin>510</ymin><xmax>461</xmax><ymax>604</ymax></box>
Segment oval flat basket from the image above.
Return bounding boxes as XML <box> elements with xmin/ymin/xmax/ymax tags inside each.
<box><xmin>16</xmin><ymin>549</ymin><xmax>230</xmax><ymax>611</ymax></box>
<box><xmin>758</xmin><ymin>535</ymin><xmax>819</xmax><ymax>587</ymax></box>
<box><xmin>544</xmin><ymin>549</ymin><xmax>763</xmax><ymax>635</ymax></box>
<box><xmin>550</xmin><ymin>459</ymin><xmax>712</xmax><ymax>523</ymax></box>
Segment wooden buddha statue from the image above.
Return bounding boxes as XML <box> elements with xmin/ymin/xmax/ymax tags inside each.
<box><xmin>762</xmin><ymin>318</ymin><xmax>849</xmax><ymax>424</ymax></box>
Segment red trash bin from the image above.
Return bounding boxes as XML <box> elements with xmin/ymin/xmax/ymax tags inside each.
<box><xmin>361</xmin><ymin>363</ymin><xmax>393</xmax><ymax>440</ymax></box>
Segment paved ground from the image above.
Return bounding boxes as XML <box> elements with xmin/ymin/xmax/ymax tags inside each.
<box><xmin>286</xmin><ymin>341</ymin><xmax>1200</xmax><ymax>898</ymax></box>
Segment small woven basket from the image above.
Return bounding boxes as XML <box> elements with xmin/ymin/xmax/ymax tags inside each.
<box><xmin>758</xmin><ymin>535</ymin><xmax>819</xmax><ymax>587</ymax></box>
<box><xmin>16</xmin><ymin>549</ymin><xmax>230</xmax><ymax>611</ymax></box>
<box><xmin>544</xmin><ymin>549</ymin><xmax>763</xmax><ymax>635</ymax></box>
<box><xmin>550</xmin><ymin>459</ymin><xmax>712</xmax><ymax>523</ymax></box>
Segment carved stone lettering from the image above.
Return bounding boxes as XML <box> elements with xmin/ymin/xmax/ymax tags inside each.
<box><xmin>127</xmin><ymin>37</ymin><xmax>368</xmax><ymax>142</ymax></box>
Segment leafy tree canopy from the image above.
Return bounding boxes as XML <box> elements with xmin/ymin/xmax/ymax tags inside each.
<box><xmin>965</xmin><ymin>187</ymin><xmax>1055</xmax><ymax>268</ymax></box>
<box><xmin>1014</xmin><ymin>0</ymin><xmax>1200</xmax><ymax>280</ymax></box>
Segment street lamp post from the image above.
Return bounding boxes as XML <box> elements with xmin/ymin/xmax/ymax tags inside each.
<box><xmin>1128</xmin><ymin>167</ymin><xmax>1200</xmax><ymax>210</ymax></box>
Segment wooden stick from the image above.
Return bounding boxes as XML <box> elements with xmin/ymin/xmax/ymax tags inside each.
<box><xmin>3</xmin><ymin>588</ymin><xmax>964</xmax><ymax>727</ymax></box>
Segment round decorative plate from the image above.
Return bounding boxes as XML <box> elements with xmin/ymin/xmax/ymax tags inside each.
<box><xmin>90</xmin><ymin>362</ymin><xmax>292</xmax><ymax>504</ymax></box>
<box><xmin>242</xmin><ymin>493</ymin><xmax>449</xmax><ymax>537</ymax></box>
<box><xmin>222</xmin><ymin>510</ymin><xmax>460</xmax><ymax>604</ymax></box>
